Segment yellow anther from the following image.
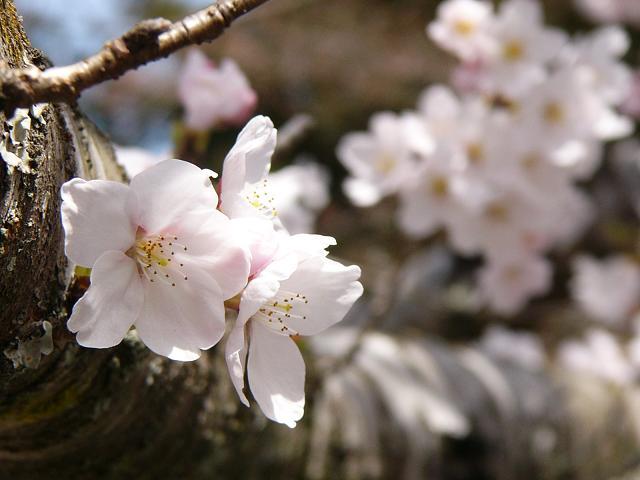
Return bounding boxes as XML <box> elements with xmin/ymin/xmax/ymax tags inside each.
<box><xmin>466</xmin><ymin>142</ymin><xmax>484</xmax><ymax>164</ymax></box>
<box><xmin>543</xmin><ymin>102</ymin><xmax>564</xmax><ymax>125</ymax></box>
<box><xmin>430</xmin><ymin>176</ymin><xmax>449</xmax><ymax>198</ymax></box>
<box><xmin>376</xmin><ymin>153</ymin><xmax>397</xmax><ymax>174</ymax></box>
<box><xmin>453</xmin><ymin>19</ymin><xmax>475</xmax><ymax>36</ymax></box>
<box><xmin>503</xmin><ymin>39</ymin><xmax>524</xmax><ymax>62</ymax></box>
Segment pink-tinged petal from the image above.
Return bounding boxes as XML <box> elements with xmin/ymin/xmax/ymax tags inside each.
<box><xmin>129</xmin><ymin>159</ymin><xmax>218</xmax><ymax>234</ymax></box>
<box><xmin>178</xmin><ymin>51</ymin><xmax>257</xmax><ymax>131</ymax></box>
<box><xmin>135</xmin><ymin>266</ymin><xmax>226</xmax><ymax>361</ymax></box>
<box><xmin>278</xmin><ymin>257</ymin><xmax>363</xmax><ymax>336</ymax></box>
<box><xmin>220</xmin><ymin>116</ymin><xmax>277</xmax><ymax>215</ymax></box>
<box><xmin>225</xmin><ymin>322</ymin><xmax>250</xmax><ymax>406</ymax></box>
<box><xmin>68</xmin><ymin>250</ymin><xmax>143</xmax><ymax>348</ymax></box>
<box><xmin>174</xmin><ymin>209</ymin><xmax>251</xmax><ymax>299</ymax></box>
<box><xmin>238</xmin><ymin>252</ymin><xmax>300</xmax><ymax>326</ymax></box>
<box><xmin>247</xmin><ymin>321</ymin><xmax>305</xmax><ymax>428</ymax></box>
<box><xmin>230</xmin><ymin>217</ymin><xmax>280</xmax><ymax>276</ymax></box>
<box><xmin>61</xmin><ymin>178</ymin><xmax>136</xmax><ymax>267</ymax></box>
<box><xmin>178</xmin><ymin>50</ymin><xmax>216</xmax><ymax>131</ymax></box>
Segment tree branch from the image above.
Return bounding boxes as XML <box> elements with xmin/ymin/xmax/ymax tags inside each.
<box><xmin>0</xmin><ymin>0</ymin><xmax>271</xmax><ymax>115</ymax></box>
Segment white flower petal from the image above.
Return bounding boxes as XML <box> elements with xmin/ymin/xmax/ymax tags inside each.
<box><xmin>129</xmin><ymin>159</ymin><xmax>218</xmax><ymax>234</ymax></box>
<box><xmin>68</xmin><ymin>250</ymin><xmax>143</xmax><ymax>348</ymax></box>
<box><xmin>61</xmin><ymin>178</ymin><xmax>136</xmax><ymax>267</ymax></box>
<box><xmin>175</xmin><ymin>209</ymin><xmax>251</xmax><ymax>299</ymax></box>
<box><xmin>221</xmin><ymin>116</ymin><xmax>277</xmax><ymax>216</ymax></box>
<box><xmin>225</xmin><ymin>322</ymin><xmax>250</xmax><ymax>406</ymax></box>
<box><xmin>281</xmin><ymin>233</ymin><xmax>337</xmax><ymax>261</ymax></box>
<box><xmin>230</xmin><ymin>217</ymin><xmax>280</xmax><ymax>277</ymax></box>
<box><xmin>135</xmin><ymin>266</ymin><xmax>226</xmax><ymax>361</ymax></box>
<box><xmin>248</xmin><ymin>321</ymin><xmax>305</xmax><ymax>428</ymax></box>
<box><xmin>278</xmin><ymin>257</ymin><xmax>363</xmax><ymax>336</ymax></box>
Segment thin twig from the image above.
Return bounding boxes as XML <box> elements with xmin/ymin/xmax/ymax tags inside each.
<box><xmin>0</xmin><ymin>0</ymin><xmax>271</xmax><ymax>115</ymax></box>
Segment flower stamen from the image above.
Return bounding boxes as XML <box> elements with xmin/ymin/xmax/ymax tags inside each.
<box><xmin>128</xmin><ymin>233</ymin><xmax>190</xmax><ymax>287</ymax></box>
<box><xmin>255</xmin><ymin>290</ymin><xmax>309</xmax><ymax>336</ymax></box>
<box><xmin>244</xmin><ymin>178</ymin><xmax>277</xmax><ymax>218</ymax></box>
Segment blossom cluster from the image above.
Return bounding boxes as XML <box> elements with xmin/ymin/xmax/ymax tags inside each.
<box><xmin>338</xmin><ymin>0</ymin><xmax>633</xmax><ymax>314</ymax></box>
<box><xmin>61</xmin><ymin>116</ymin><xmax>363</xmax><ymax>428</ymax></box>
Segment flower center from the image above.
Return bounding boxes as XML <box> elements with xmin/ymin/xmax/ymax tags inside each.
<box><xmin>129</xmin><ymin>233</ymin><xmax>189</xmax><ymax>287</ymax></box>
<box><xmin>453</xmin><ymin>19</ymin><xmax>475</xmax><ymax>36</ymax></box>
<box><xmin>543</xmin><ymin>102</ymin><xmax>565</xmax><ymax>125</ymax></box>
<box><xmin>254</xmin><ymin>290</ymin><xmax>309</xmax><ymax>336</ymax></box>
<box><xmin>485</xmin><ymin>201</ymin><xmax>509</xmax><ymax>222</ymax></box>
<box><xmin>376</xmin><ymin>153</ymin><xmax>397</xmax><ymax>174</ymax></box>
<box><xmin>244</xmin><ymin>178</ymin><xmax>277</xmax><ymax>218</ymax></box>
<box><xmin>466</xmin><ymin>142</ymin><xmax>484</xmax><ymax>165</ymax></box>
<box><xmin>522</xmin><ymin>152</ymin><xmax>541</xmax><ymax>171</ymax></box>
<box><xmin>429</xmin><ymin>176</ymin><xmax>449</xmax><ymax>198</ymax></box>
<box><xmin>502</xmin><ymin>39</ymin><xmax>524</xmax><ymax>62</ymax></box>
<box><xmin>502</xmin><ymin>265</ymin><xmax>523</xmax><ymax>282</ymax></box>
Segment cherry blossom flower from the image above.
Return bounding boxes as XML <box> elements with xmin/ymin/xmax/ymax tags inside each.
<box><xmin>477</xmin><ymin>254</ymin><xmax>552</xmax><ymax>315</ymax></box>
<box><xmin>518</xmin><ymin>68</ymin><xmax>631</xmax><ymax>147</ymax></box>
<box><xmin>482</xmin><ymin>0</ymin><xmax>567</xmax><ymax>96</ymax></box>
<box><xmin>61</xmin><ymin>159</ymin><xmax>250</xmax><ymax>360</ymax></box>
<box><xmin>177</xmin><ymin>49</ymin><xmax>257</xmax><ymax>131</ymax></box>
<box><xmin>427</xmin><ymin>0</ymin><xmax>494</xmax><ymax>61</ymax></box>
<box><xmin>571</xmin><ymin>255</ymin><xmax>640</xmax><ymax>325</ymax></box>
<box><xmin>396</xmin><ymin>150</ymin><xmax>476</xmax><ymax>239</ymax></box>
<box><xmin>563</xmin><ymin>26</ymin><xmax>631</xmax><ymax>106</ymax></box>
<box><xmin>338</xmin><ymin>112</ymin><xmax>433</xmax><ymax>207</ymax></box>
<box><xmin>416</xmin><ymin>85</ymin><xmax>463</xmax><ymax>141</ymax></box>
<box><xmin>225</xmin><ymin>235</ymin><xmax>363</xmax><ymax>427</ymax></box>
<box><xmin>216</xmin><ymin>116</ymin><xmax>363</xmax><ymax>426</ymax></box>
<box><xmin>445</xmin><ymin>189</ymin><xmax>555</xmax><ymax>257</ymax></box>
<box><xmin>217</xmin><ymin>115</ymin><xmax>292</xmax><ymax>278</ymax></box>
<box><xmin>219</xmin><ymin>115</ymin><xmax>278</xmax><ymax>221</ymax></box>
